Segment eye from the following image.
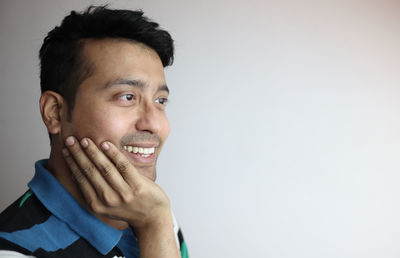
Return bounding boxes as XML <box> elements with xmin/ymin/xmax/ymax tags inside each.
<box><xmin>155</xmin><ymin>97</ymin><xmax>168</xmax><ymax>105</ymax></box>
<box><xmin>118</xmin><ymin>94</ymin><xmax>135</xmax><ymax>101</ymax></box>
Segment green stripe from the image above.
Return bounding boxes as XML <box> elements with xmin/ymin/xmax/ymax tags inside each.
<box><xmin>181</xmin><ymin>241</ymin><xmax>189</xmax><ymax>258</ymax></box>
<box><xmin>19</xmin><ymin>190</ymin><xmax>33</xmax><ymax>208</ymax></box>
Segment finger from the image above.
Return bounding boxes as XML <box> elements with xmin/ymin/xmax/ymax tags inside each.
<box><xmin>65</xmin><ymin>136</ymin><xmax>119</xmax><ymax>204</ymax></box>
<box><xmin>62</xmin><ymin>148</ymin><xmax>98</xmax><ymax>206</ymax></box>
<box><xmin>81</xmin><ymin>138</ymin><xmax>131</xmax><ymax>196</ymax></box>
<box><xmin>100</xmin><ymin>141</ymin><xmax>141</xmax><ymax>187</ymax></box>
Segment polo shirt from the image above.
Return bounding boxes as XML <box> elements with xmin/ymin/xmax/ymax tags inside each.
<box><xmin>0</xmin><ymin>159</ymin><xmax>189</xmax><ymax>258</ymax></box>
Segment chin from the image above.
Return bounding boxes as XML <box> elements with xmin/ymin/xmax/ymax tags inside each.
<box><xmin>138</xmin><ymin>167</ymin><xmax>157</xmax><ymax>181</ymax></box>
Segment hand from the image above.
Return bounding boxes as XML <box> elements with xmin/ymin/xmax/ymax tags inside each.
<box><xmin>62</xmin><ymin>136</ymin><xmax>181</xmax><ymax>258</ymax></box>
<box><xmin>61</xmin><ymin>136</ymin><xmax>170</xmax><ymax>228</ymax></box>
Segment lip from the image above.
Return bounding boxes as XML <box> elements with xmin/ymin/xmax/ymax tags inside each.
<box><xmin>122</xmin><ymin>142</ymin><xmax>159</xmax><ymax>148</ymax></box>
<box><xmin>124</xmin><ymin>150</ymin><xmax>156</xmax><ymax>165</ymax></box>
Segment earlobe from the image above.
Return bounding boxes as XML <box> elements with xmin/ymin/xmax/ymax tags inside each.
<box><xmin>39</xmin><ymin>91</ymin><xmax>66</xmax><ymax>135</ymax></box>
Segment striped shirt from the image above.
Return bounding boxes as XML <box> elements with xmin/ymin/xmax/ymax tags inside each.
<box><xmin>0</xmin><ymin>159</ymin><xmax>189</xmax><ymax>258</ymax></box>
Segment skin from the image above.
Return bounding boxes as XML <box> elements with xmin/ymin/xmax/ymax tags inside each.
<box><xmin>39</xmin><ymin>38</ymin><xmax>180</xmax><ymax>258</ymax></box>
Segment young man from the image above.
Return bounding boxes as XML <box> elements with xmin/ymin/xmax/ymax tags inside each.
<box><xmin>0</xmin><ymin>6</ymin><xmax>188</xmax><ymax>258</ymax></box>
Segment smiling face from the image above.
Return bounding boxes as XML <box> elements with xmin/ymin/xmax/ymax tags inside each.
<box><xmin>61</xmin><ymin>38</ymin><xmax>170</xmax><ymax>181</ymax></box>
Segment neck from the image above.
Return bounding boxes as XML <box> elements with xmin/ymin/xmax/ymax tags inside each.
<box><xmin>47</xmin><ymin>142</ymin><xmax>129</xmax><ymax>230</ymax></box>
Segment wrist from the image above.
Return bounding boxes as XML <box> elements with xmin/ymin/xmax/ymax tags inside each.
<box><xmin>134</xmin><ymin>209</ymin><xmax>180</xmax><ymax>258</ymax></box>
<box><xmin>133</xmin><ymin>207</ymin><xmax>173</xmax><ymax>233</ymax></box>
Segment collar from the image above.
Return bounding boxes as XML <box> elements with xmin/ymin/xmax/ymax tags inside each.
<box><xmin>28</xmin><ymin>159</ymin><xmax>122</xmax><ymax>255</ymax></box>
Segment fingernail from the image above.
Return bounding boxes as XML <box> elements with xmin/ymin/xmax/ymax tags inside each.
<box><xmin>102</xmin><ymin>142</ymin><xmax>110</xmax><ymax>151</ymax></box>
<box><xmin>81</xmin><ymin>138</ymin><xmax>88</xmax><ymax>148</ymax></box>
<box><xmin>65</xmin><ymin>136</ymin><xmax>75</xmax><ymax>146</ymax></box>
<box><xmin>62</xmin><ymin>148</ymin><xmax>69</xmax><ymax>157</ymax></box>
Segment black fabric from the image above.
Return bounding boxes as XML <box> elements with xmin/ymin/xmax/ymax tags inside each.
<box><xmin>0</xmin><ymin>237</ymin><xmax>32</xmax><ymax>255</ymax></box>
<box><xmin>178</xmin><ymin>228</ymin><xmax>184</xmax><ymax>247</ymax></box>
<box><xmin>32</xmin><ymin>238</ymin><xmax>123</xmax><ymax>258</ymax></box>
<box><xmin>0</xmin><ymin>191</ymin><xmax>50</xmax><ymax>233</ymax></box>
<box><xmin>0</xmin><ymin>191</ymin><xmax>124</xmax><ymax>257</ymax></box>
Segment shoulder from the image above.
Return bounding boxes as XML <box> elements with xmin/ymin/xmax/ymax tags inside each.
<box><xmin>0</xmin><ymin>191</ymin><xmax>50</xmax><ymax>255</ymax></box>
<box><xmin>0</xmin><ymin>190</ymin><xmax>50</xmax><ymax>233</ymax></box>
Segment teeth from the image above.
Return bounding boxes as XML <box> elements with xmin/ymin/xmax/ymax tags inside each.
<box><xmin>124</xmin><ymin>146</ymin><xmax>155</xmax><ymax>155</ymax></box>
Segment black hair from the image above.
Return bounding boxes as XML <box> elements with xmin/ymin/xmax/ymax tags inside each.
<box><xmin>39</xmin><ymin>5</ymin><xmax>174</xmax><ymax>114</ymax></box>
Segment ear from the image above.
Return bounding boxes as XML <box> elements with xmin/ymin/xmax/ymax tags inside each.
<box><xmin>39</xmin><ymin>91</ymin><xmax>68</xmax><ymax>135</ymax></box>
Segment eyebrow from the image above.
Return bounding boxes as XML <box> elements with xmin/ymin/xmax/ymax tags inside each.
<box><xmin>104</xmin><ymin>78</ymin><xmax>145</xmax><ymax>89</ymax></box>
<box><xmin>158</xmin><ymin>84</ymin><xmax>170</xmax><ymax>94</ymax></box>
<box><xmin>104</xmin><ymin>78</ymin><xmax>169</xmax><ymax>94</ymax></box>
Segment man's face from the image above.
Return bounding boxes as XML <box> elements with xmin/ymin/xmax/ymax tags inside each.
<box><xmin>62</xmin><ymin>39</ymin><xmax>170</xmax><ymax>181</ymax></box>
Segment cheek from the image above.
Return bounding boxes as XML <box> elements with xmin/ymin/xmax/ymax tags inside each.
<box><xmin>70</xmin><ymin>108</ymin><xmax>130</xmax><ymax>145</ymax></box>
<box><xmin>160</xmin><ymin>115</ymin><xmax>170</xmax><ymax>141</ymax></box>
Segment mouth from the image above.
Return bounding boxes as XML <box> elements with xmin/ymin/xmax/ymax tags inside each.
<box><xmin>122</xmin><ymin>144</ymin><xmax>156</xmax><ymax>165</ymax></box>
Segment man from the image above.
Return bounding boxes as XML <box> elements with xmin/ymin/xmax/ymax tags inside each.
<box><xmin>0</xmin><ymin>6</ymin><xmax>188</xmax><ymax>258</ymax></box>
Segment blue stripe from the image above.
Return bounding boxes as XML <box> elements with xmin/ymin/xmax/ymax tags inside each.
<box><xmin>0</xmin><ymin>216</ymin><xmax>79</xmax><ymax>252</ymax></box>
<box><xmin>117</xmin><ymin>228</ymin><xmax>140</xmax><ymax>257</ymax></box>
<box><xmin>28</xmin><ymin>160</ymin><xmax>122</xmax><ymax>255</ymax></box>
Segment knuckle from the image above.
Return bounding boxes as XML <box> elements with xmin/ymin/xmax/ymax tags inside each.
<box><xmin>82</xmin><ymin>165</ymin><xmax>96</xmax><ymax>177</ymax></box>
<box><xmin>73</xmin><ymin>172</ymin><xmax>86</xmax><ymax>184</ymax></box>
<box><xmin>88</xmin><ymin>199</ymin><xmax>102</xmax><ymax>213</ymax></box>
<box><xmin>120</xmin><ymin>192</ymin><xmax>134</xmax><ymax>203</ymax></box>
<box><xmin>116</xmin><ymin>160</ymin><xmax>130</xmax><ymax>173</ymax></box>
<box><xmin>99</xmin><ymin>190</ymin><xmax>108</xmax><ymax>202</ymax></box>
<box><xmin>133</xmin><ymin>185</ymin><xmax>145</xmax><ymax>197</ymax></box>
<box><xmin>101</xmin><ymin>164</ymin><xmax>113</xmax><ymax>178</ymax></box>
<box><xmin>102</xmin><ymin>192</ymin><xmax>119</xmax><ymax>207</ymax></box>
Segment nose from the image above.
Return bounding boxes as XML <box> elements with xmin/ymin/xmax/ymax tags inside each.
<box><xmin>135</xmin><ymin>102</ymin><xmax>163</xmax><ymax>134</ymax></box>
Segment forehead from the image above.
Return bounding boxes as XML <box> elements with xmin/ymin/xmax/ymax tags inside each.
<box><xmin>80</xmin><ymin>38</ymin><xmax>165</xmax><ymax>87</ymax></box>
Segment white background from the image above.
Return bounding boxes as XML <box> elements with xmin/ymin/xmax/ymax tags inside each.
<box><xmin>1</xmin><ymin>0</ymin><xmax>400</xmax><ymax>257</ymax></box>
